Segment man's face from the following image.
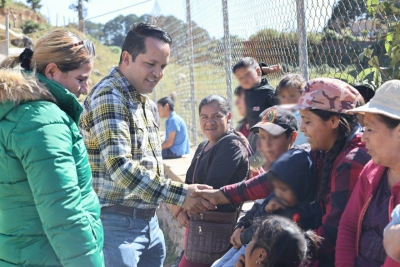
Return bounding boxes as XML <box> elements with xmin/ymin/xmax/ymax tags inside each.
<box><xmin>120</xmin><ymin>37</ymin><xmax>170</xmax><ymax>94</ymax></box>
<box><xmin>234</xmin><ymin>66</ymin><xmax>261</xmax><ymax>90</ymax></box>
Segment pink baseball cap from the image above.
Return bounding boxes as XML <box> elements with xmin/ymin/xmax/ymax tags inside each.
<box><xmin>295</xmin><ymin>78</ymin><xmax>361</xmax><ymax>114</ymax></box>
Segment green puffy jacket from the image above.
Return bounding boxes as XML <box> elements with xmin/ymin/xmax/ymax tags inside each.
<box><xmin>0</xmin><ymin>70</ymin><xmax>104</xmax><ymax>267</ymax></box>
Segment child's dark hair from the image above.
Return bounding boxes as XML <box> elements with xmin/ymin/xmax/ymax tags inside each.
<box><xmin>310</xmin><ymin>101</ymin><xmax>362</xmax><ymax>198</ymax></box>
<box><xmin>252</xmin><ymin>216</ymin><xmax>321</xmax><ymax>267</ymax></box>
<box><xmin>157</xmin><ymin>92</ymin><xmax>177</xmax><ymax>111</ymax></box>
<box><xmin>232</xmin><ymin>57</ymin><xmax>259</xmax><ymax>74</ymax></box>
<box><xmin>276</xmin><ymin>73</ymin><xmax>306</xmax><ymax>95</ymax></box>
<box><xmin>234</xmin><ymin>86</ymin><xmax>243</xmax><ymax>96</ymax></box>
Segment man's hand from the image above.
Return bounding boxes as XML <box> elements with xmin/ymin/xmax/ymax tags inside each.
<box><xmin>190</xmin><ymin>188</ymin><xmax>230</xmax><ymax>206</ymax></box>
<box><xmin>230</xmin><ymin>227</ymin><xmax>244</xmax><ymax>249</ymax></box>
<box><xmin>181</xmin><ymin>184</ymin><xmax>217</xmax><ymax>213</ymax></box>
<box><xmin>177</xmin><ymin>210</ymin><xmax>190</xmax><ymax>228</ymax></box>
<box><xmin>264</xmin><ymin>196</ymin><xmax>285</xmax><ymax>213</ymax></box>
<box><xmin>235</xmin><ymin>254</ymin><xmax>245</xmax><ymax>267</ymax></box>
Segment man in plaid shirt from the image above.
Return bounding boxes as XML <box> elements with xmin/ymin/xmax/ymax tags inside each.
<box><xmin>80</xmin><ymin>23</ymin><xmax>214</xmax><ymax>267</ymax></box>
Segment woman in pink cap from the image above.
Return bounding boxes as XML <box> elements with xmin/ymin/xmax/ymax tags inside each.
<box><xmin>336</xmin><ymin>80</ymin><xmax>400</xmax><ymax>267</ymax></box>
<box><xmin>191</xmin><ymin>78</ymin><xmax>371</xmax><ymax>267</ymax></box>
<box><xmin>294</xmin><ymin>78</ymin><xmax>371</xmax><ymax>266</ymax></box>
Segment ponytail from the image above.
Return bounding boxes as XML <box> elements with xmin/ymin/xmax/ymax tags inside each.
<box><xmin>1</xmin><ymin>47</ymin><xmax>34</xmax><ymax>70</ymax></box>
<box><xmin>0</xmin><ymin>55</ymin><xmax>20</xmax><ymax>69</ymax></box>
<box><xmin>19</xmin><ymin>48</ymin><xmax>34</xmax><ymax>70</ymax></box>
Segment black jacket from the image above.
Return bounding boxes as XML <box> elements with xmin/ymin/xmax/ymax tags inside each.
<box><xmin>235</xmin><ymin>149</ymin><xmax>322</xmax><ymax>245</ymax></box>
<box><xmin>186</xmin><ymin>131</ymin><xmax>250</xmax><ymax>212</ymax></box>
<box><xmin>238</xmin><ymin>78</ymin><xmax>278</xmax><ymax>128</ymax></box>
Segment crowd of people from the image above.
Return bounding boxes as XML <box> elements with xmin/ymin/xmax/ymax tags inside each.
<box><xmin>0</xmin><ymin>21</ymin><xmax>400</xmax><ymax>267</ymax></box>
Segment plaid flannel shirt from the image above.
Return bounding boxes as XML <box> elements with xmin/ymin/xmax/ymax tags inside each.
<box><xmin>80</xmin><ymin>68</ymin><xmax>188</xmax><ymax>209</ymax></box>
<box><xmin>221</xmin><ymin>133</ymin><xmax>370</xmax><ymax>262</ymax></box>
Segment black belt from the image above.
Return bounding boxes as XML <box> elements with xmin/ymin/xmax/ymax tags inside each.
<box><xmin>101</xmin><ymin>205</ymin><xmax>156</xmax><ymax>220</ymax></box>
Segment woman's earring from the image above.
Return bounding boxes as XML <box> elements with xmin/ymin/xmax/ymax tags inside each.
<box><xmin>256</xmin><ymin>261</ymin><xmax>260</xmax><ymax>265</ymax></box>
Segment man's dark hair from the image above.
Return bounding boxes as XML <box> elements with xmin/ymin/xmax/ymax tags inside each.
<box><xmin>232</xmin><ymin>57</ymin><xmax>259</xmax><ymax>74</ymax></box>
<box><xmin>119</xmin><ymin>22</ymin><xmax>172</xmax><ymax>64</ymax></box>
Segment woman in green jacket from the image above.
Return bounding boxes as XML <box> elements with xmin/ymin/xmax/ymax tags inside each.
<box><xmin>0</xmin><ymin>30</ymin><xmax>103</xmax><ymax>266</ymax></box>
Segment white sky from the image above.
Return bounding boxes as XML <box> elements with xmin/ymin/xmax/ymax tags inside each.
<box><xmin>37</xmin><ymin>0</ymin><xmax>338</xmax><ymax>39</ymax></box>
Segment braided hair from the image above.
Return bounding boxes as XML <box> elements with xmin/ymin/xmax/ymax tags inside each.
<box><xmin>310</xmin><ymin>109</ymin><xmax>359</xmax><ymax>199</ymax></box>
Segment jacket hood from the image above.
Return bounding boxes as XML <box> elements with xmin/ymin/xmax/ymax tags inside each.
<box><xmin>0</xmin><ymin>69</ymin><xmax>56</xmax><ymax>121</ymax></box>
<box><xmin>269</xmin><ymin>148</ymin><xmax>317</xmax><ymax>203</ymax></box>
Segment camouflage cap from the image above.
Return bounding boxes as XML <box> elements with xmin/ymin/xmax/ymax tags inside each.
<box><xmin>295</xmin><ymin>78</ymin><xmax>361</xmax><ymax>114</ymax></box>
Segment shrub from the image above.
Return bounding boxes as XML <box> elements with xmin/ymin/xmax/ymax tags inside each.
<box><xmin>21</xmin><ymin>20</ymin><xmax>48</xmax><ymax>34</ymax></box>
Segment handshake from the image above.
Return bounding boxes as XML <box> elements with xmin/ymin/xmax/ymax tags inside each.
<box><xmin>169</xmin><ymin>184</ymin><xmax>230</xmax><ymax>218</ymax></box>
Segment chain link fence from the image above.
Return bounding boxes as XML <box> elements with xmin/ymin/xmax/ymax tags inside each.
<box><xmin>151</xmin><ymin>0</ymin><xmax>398</xmax><ymax>146</ymax></box>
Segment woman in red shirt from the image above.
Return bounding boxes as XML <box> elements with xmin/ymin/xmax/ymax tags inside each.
<box><xmin>336</xmin><ymin>80</ymin><xmax>400</xmax><ymax>267</ymax></box>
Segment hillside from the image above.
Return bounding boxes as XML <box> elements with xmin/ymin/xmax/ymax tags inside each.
<box><xmin>0</xmin><ymin>1</ymin><xmax>47</xmax><ymax>31</ymax></box>
<box><xmin>0</xmin><ymin>1</ymin><xmax>120</xmax><ymax>89</ymax></box>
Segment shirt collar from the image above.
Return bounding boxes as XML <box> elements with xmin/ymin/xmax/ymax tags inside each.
<box><xmin>110</xmin><ymin>67</ymin><xmax>148</xmax><ymax>104</ymax></box>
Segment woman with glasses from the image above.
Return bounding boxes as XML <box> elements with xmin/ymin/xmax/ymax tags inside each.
<box><xmin>0</xmin><ymin>30</ymin><xmax>104</xmax><ymax>266</ymax></box>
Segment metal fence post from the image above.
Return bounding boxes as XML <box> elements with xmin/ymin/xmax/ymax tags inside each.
<box><xmin>186</xmin><ymin>0</ymin><xmax>197</xmax><ymax>146</ymax></box>
<box><xmin>222</xmin><ymin>0</ymin><xmax>233</xmax><ymax>124</ymax></box>
<box><xmin>296</xmin><ymin>0</ymin><xmax>309</xmax><ymax>81</ymax></box>
<box><xmin>5</xmin><ymin>10</ymin><xmax>9</xmax><ymax>57</ymax></box>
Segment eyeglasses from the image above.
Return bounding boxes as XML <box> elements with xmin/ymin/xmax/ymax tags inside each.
<box><xmin>59</xmin><ymin>40</ymin><xmax>96</xmax><ymax>56</ymax></box>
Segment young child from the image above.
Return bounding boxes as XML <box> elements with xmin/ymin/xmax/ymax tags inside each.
<box><xmin>232</xmin><ymin>57</ymin><xmax>279</xmax><ymax>152</ymax></box>
<box><xmin>276</xmin><ymin>73</ymin><xmax>308</xmax><ymax>145</ymax></box>
<box><xmin>235</xmin><ymin>216</ymin><xmax>321</xmax><ymax>267</ymax></box>
<box><xmin>234</xmin><ymin>87</ymin><xmax>250</xmax><ymax>138</ymax></box>
<box><xmin>212</xmin><ymin>149</ymin><xmax>321</xmax><ymax>267</ymax></box>
<box><xmin>211</xmin><ymin>106</ymin><xmax>300</xmax><ymax>267</ymax></box>
<box><xmin>234</xmin><ymin>87</ymin><xmax>266</xmax><ymax>170</ymax></box>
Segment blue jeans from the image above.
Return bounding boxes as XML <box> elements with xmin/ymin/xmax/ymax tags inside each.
<box><xmin>211</xmin><ymin>245</ymin><xmax>246</xmax><ymax>267</ymax></box>
<box><xmin>101</xmin><ymin>211</ymin><xmax>166</xmax><ymax>267</ymax></box>
<box><xmin>162</xmin><ymin>148</ymin><xmax>181</xmax><ymax>159</ymax></box>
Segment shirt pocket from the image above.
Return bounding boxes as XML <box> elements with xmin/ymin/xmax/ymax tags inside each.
<box><xmin>131</xmin><ymin>116</ymin><xmax>148</xmax><ymax>154</ymax></box>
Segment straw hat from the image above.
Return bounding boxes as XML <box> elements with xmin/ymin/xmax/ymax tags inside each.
<box><xmin>347</xmin><ymin>80</ymin><xmax>400</xmax><ymax>120</ymax></box>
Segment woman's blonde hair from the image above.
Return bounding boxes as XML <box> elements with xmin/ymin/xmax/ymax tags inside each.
<box><xmin>1</xmin><ymin>30</ymin><xmax>95</xmax><ymax>74</ymax></box>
